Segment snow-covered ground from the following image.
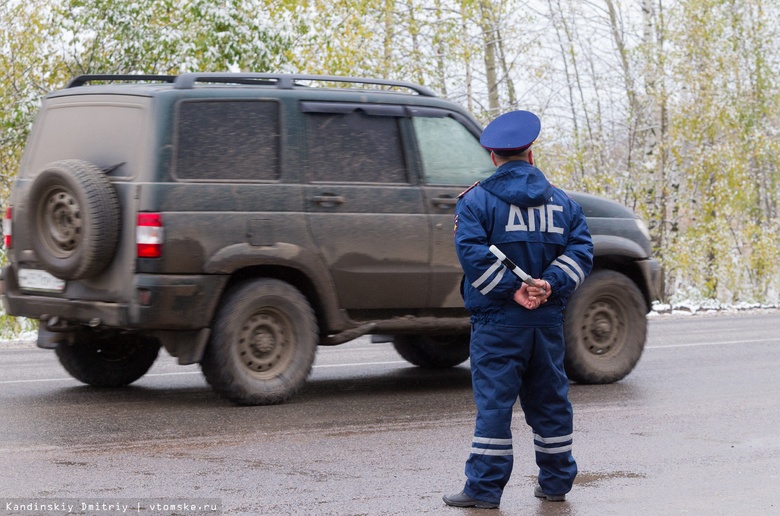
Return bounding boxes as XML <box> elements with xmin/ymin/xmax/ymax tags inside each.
<box><xmin>649</xmin><ymin>301</ymin><xmax>780</xmax><ymax>317</ymax></box>
<box><xmin>0</xmin><ymin>330</ymin><xmax>38</xmax><ymax>349</ymax></box>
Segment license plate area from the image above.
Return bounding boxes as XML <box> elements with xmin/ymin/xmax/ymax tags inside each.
<box><xmin>18</xmin><ymin>268</ymin><xmax>66</xmax><ymax>293</ymax></box>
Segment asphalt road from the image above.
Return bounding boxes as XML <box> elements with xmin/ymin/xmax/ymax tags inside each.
<box><xmin>0</xmin><ymin>311</ymin><xmax>778</xmax><ymax>516</ymax></box>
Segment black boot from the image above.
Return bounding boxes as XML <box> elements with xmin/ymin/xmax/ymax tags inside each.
<box><xmin>443</xmin><ymin>490</ymin><xmax>499</xmax><ymax>509</ymax></box>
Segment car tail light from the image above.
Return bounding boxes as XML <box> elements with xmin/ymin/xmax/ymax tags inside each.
<box><xmin>137</xmin><ymin>213</ymin><xmax>164</xmax><ymax>258</ymax></box>
<box><xmin>3</xmin><ymin>207</ymin><xmax>12</xmax><ymax>249</ymax></box>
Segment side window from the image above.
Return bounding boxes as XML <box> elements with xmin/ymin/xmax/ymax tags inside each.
<box><xmin>175</xmin><ymin>100</ymin><xmax>280</xmax><ymax>181</ymax></box>
<box><xmin>304</xmin><ymin>111</ymin><xmax>408</xmax><ymax>183</ymax></box>
<box><xmin>412</xmin><ymin>116</ymin><xmax>493</xmax><ymax>185</ymax></box>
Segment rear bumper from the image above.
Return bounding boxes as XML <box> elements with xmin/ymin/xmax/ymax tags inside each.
<box><xmin>0</xmin><ymin>265</ymin><xmax>226</xmax><ymax>331</ymax></box>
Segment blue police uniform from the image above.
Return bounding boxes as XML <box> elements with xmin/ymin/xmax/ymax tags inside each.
<box><xmin>449</xmin><ymin>111</ymin><xmax>593</xmax><ymax>507</ymax></box>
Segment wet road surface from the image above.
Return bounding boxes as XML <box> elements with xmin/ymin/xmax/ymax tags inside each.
<box><xmin>0</xmin><ymin>311</ymin><xmax>778</xmax><ymax>515</ymax></box>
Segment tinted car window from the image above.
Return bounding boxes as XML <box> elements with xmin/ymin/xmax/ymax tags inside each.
<box><xmin>305</xmin><ymin>111</ymin><xmax>408</xmax><ymax>183</ymax></box>
<box><xmin>175</xmin><ymin>100</ymin><xmax>280</xmax><ymax>181</ymax></box>
<box><xmin>413</xmin><ymin>116</ymin><xmax>493</xmax><ymax>185</ymax></box>
<box><xmin>28</xmin><ymin>102</ymin><xmax>145</xmax><ymax>178</ymax></box>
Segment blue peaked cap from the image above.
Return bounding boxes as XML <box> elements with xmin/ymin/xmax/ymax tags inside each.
<box><xmin>480</xmin><ymin>110</ymin><xmax>541</xmax><ymax>153</ymax></box>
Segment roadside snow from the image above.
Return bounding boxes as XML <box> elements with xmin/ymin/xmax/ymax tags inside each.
<box><xmin>650</xmin><ymin>301</ymin><xmax>780</xmax><ymax>318</ymax></box>
<box><xmin>0</xmin><ymin>331</ymin><xmax>39</xmax><ymax>349</ymax></box>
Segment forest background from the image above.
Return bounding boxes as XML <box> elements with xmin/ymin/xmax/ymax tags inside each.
<box><xmin>1</xmin><ymin>0</ymin><xmax>779</xmax><ymax>335</ymax></box>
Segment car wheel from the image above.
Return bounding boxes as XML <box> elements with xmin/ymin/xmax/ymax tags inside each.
<box><xmin>27</xmin><ymin>159</ymin><xmax>120</xmax><ymax>280</ymax></box>
<box><xmin>55</xmin><ymin>332</ymin><xmax>160</xmax><ymax>387</ymax></box>
<box><xmin>564</xmin><ymin>269</ymin><xmax>647</xmax><ymax>384</ymax></box>
<box><xmin>393</xmin><ymin>334</ymin><xmax>470</xmax><ymax>369</ymax></box>
<box><xmin>201</xmin><ymin>279</ymin><xmax>318</xmax><ymax>405</ymax></box>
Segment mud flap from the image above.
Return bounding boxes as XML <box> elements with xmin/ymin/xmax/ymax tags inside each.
<box><xmin>157</xmin><ymin>328</ymin><xmax>211</xmax><ymax>365</ymax></box>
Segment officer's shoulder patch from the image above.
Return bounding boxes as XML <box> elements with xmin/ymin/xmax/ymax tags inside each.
<box><xmin>458</xmin><ymin>181</ymin><xmax>480</xmax><ymax>198</ymax></box>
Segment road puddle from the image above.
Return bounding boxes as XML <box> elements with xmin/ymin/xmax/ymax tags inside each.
<box><xmin>572</xmin><ymin>471</ymin><xmax>646</xmax><ymax>486</ymax></box>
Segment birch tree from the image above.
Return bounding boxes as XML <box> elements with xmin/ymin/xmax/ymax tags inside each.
<box><xmin>3</xmin><ymin>0</ymin><xmax>780</xmax><ymax>306</ymax></box>
<box><xmin>664</xmin><ymin>0</ymin><xmax>780</xmax><ymax>301</ymax></box>
<box><xmin>54</xmin><ymin>0</ymin><xmax>296</xmax><ymax>75</ymax></box>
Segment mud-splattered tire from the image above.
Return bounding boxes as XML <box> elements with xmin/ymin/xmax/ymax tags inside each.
<box><xmin>201</xmin><ymin>279</ymin><xmax>318</xmax><ymax>405</ymax></box>
<box><xmin>28</xmin><ymin>160</ymin><xmax>120</xmax><ymax>280</ymax></box>
<box><xmin>564</xmin><ymin>269</ymin><xmax>647</xmax><ymax>384</ymax></box>
<box><xmin>393</xmin><ymin>334</ymin><xmax>470</xmax><ymax>369</ymax></box>
<box><xmin>55</xmin><ymin>333</ymin><xmax>160</xmax><ymax>387</ymax></box>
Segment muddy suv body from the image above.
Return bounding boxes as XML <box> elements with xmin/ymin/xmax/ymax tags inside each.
<box><xmin>1</xmin><ymin>73</ymin><xmax>661</xmax><ymax>405</ymax></box>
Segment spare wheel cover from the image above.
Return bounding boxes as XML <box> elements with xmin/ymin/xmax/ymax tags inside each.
<box><xmin>28</xmin><ymin>159</ymin><xmax>121</xmax><ymax>280</ymax></box>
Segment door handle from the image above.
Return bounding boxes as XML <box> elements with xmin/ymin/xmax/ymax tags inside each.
<box><xmin>432</xmin><ymin>196</ymin><xmax>458</xmax><ymax>208</ymax></box>
<box><xmin>312</xmin><ymin>194</ymin><xmax>346</xmax><ymax>206</ymax></box>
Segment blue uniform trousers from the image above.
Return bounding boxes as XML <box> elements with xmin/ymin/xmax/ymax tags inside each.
<box><xmin>463</xmin><ymin>322</ymin><xmax>577</xmax><ymax>504</ymax></box>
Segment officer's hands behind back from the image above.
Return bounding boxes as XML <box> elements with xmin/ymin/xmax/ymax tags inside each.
<box><xmin>513</xmin><ymin>280</ymin><xmax>551</xmax><ymax>310</ymax></box>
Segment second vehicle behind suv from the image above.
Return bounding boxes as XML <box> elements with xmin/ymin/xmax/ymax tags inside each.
<box><xmin>1</xmin><ymin>73</ymin><xmax>662</xmax><ymax>405</ymax></box>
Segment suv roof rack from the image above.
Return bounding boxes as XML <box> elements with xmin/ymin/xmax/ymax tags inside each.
<box><xmin>173</xmin><ymin>73</ymin><xmax>437</xmax><ymax>96</ymax></box>
<box><xmin>66</xmin><ymin>72</ymin><xmax>437</xmax><ymax>97</ymax></box>
<box><xmin>67</xmin><ymin>74</ymin><xmax>177</xmax><ymax>88</ymax></box>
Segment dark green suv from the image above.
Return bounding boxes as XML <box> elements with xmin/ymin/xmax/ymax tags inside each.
<box><xmin>1</xmin><ymin>73</ymin><xmax>661</xmax><ymax>405</ymax></box>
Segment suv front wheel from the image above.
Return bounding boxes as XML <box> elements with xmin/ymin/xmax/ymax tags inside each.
<box><xmin>563</xmin><ymin>269</ymin><xmax>647</xmax><ymax>384</ymax></box>
<box><xmin>201</xmin><ymin>279</ymin><xmax>318</xmax><ymax>405</ymax></box>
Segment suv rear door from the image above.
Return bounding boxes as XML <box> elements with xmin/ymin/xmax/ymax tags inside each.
<box><xmin>301</xmin><ymin>102</ymin><xmax>430</xmax><ymax>310</ymax></box>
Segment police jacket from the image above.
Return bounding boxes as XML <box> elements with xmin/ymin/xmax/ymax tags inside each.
<box><xmin>454</xmin><ymin>160</ymin><xmax>593</xmax><ymax>327</ymax></box>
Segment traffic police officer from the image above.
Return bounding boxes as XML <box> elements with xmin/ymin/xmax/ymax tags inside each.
<box><xmin>444</xmin><ymin>110</ymin><xmax>593</xmax><ymax>509</ymax></box>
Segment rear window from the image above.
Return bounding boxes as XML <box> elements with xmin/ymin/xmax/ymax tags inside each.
<box><xmin>25</xmin><ymin>102</ymin><xmax>145</xmax><ymax>178</ymax></box>
<box><xmin>174</xmin><ymin>100</ymin><xmax>280</xmax><ymax>181</ymax></box>
<box><xmin>304</xmin><ymin>110</ymin><xmax>408</xmax><ymax>184</ymax></box>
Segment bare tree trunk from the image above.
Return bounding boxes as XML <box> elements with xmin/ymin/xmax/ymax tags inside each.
<box><xmin>384</xmin><ymin>0</ymin><xmax>394</xmax><ymax>77</ymax></box>
<box><xmin>547</xmin><ymin>0</ymin><xmax>584</xmax><ymax>181</ymax></box>
<box><xmin>478</xmin><ymin>0</ymin><xmax>499</xmax><ymax>115</ymax></box>
<box><xmin>433</xmin><ymin>0</ymin><xmax>448</xmax><ymax>96</ymax></box>
<box><xmin>406</xmin><ymin>0</ymin><xmax>425</xmax><ymax>85</ymax></box>
<box><xmin>459</xmin><ymin>2</ymin><xmax>474</xmax><ymax>113</ymax></box>
<box><xmin>496</xmin><ymin>26</ymin><xmax>516</xmax><ymax>107</ymax></box>
<box><xmin>606</xmin><ymin>0</ymin><xmax>641</xmax><ymax>197</ymax></box>
<box><xmin>607</xmin><ymin>0</ymin><xmax>640</xmax><ymax>118</ymax></box>
<box><xmin>642</xmin><ymin>0</ymin><xmax>671</xmax><ymax>299</ymax></box>
<box><xmin>556</xmin><ymin>0</ymin><xmax>594</xmax><ymax>154</ymax></box>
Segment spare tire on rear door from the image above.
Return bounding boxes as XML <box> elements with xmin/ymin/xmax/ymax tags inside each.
<box><xmin>27</xmin><ymin>159</ymin><xmax>121</xmax><ymax>280</ymax></box>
